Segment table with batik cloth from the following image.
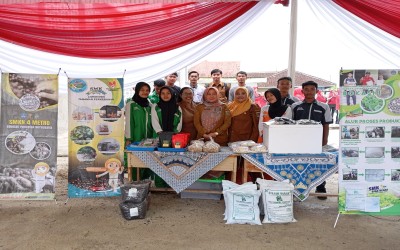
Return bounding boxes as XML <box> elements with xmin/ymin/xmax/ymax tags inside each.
<box><xmin>242</xmin><ymin>152</ymin><xmax>338</xmax><ymax>201</ymax></box>
<box><xmin>126</xmin><ymin>151</ymin><xmax>236</xmax><ymax>193</ymax></box>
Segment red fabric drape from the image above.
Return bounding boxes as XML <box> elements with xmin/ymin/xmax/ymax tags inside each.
<box><xmin>0</xmin><ymin>2</ymin><xmax>257</xmax><ymax>58</ymax></box>
<box><xmin>333</xmin><ymin>0</ymin><xmax>400</xmax><ymax>38</ymax></box>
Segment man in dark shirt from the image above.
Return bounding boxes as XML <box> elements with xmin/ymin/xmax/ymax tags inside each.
<box><xmin>291</xmin><ymin>81</ymin><xmax>332</xmax><ymax>199</ymax></box>
<box><xmin>277</xmin><ymin>76</ymin><xmax>300</xmax><ymax>105</ymax></box>
<box><xmin>165</xmin><ymin>72</ymin><xmax>181</xmax><ymax>101</ymax></box>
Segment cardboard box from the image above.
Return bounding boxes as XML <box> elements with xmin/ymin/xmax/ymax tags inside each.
<box><xmin>263</xmin><ymin>121</ymin><xmax>322</xmax><ymax>154</ymax></box>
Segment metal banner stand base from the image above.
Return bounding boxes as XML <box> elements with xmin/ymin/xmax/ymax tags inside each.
<box><xmin>333</xmin><ymin>213</ymin><xmax>341</xmax><ymax>228</ymax></box>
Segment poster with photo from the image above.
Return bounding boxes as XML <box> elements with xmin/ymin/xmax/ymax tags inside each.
<box><xmin>0</xmin><ymin>73</ymin><xmax>58</xmax><ymax>200</ymax></box>
<box><xmin>338</xmin><ymin>69</ymin><xmax>400</xmax><ymax>215</ymax></box>
<box><xmin>68</xmin><ymin>78</ymin><xmax>124</xmax><ymax>198</ymax></box>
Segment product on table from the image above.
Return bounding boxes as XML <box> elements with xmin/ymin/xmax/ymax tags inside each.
<box><xmin>188</xmin><ymin>143</ymin><xmax>203</xmax><ymax>152</ymax></box>
<box><xmin>203</xmin><ymin>138</ymin><xmax>220</xmax><ymax>153</ymax></box>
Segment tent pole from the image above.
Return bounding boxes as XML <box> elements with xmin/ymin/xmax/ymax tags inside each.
<box><xmin>288</xmin><ymin>0</ymin><xmax>298</xmax><ymax>91</ymax></box>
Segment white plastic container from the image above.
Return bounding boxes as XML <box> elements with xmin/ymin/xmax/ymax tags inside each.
<box><xmin>263</xmin><ymin>121</ymin><xmax>322</xmax><ymax>154</ymax></box>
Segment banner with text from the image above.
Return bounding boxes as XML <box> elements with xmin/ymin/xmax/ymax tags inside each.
<box><xmin>68</xmin><ymin>78</ymin><xmax>124</xmax><ymax>198</ymax></box>
<box><xmin>338</xmin><ymin>69</ymin><xmax>400</xmax><ymax>215</ymax></box>
<box><xmin>0</xmin><ymin>73</ymin><xmax>58</xmax><ymax>200</ymax></box>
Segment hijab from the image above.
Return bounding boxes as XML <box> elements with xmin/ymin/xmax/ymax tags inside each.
<box><xmin>132</xmin><ymin>82</ymin><xmax>150</xmax><ymax>107</ymax></box>
<box><xmin>157</xmin><ymin>86</ymin><xmax>178</xmax><ymax>132</ymax></box>
<box><xmin>202</xmin><ymin>87</ymin><xmax>223</xmax><ymax>107</ymax></box>
<box><xmin>265</xmin><ymin>88</ymin><xmax>288</xmax><ymax>119</ymax></box>
<box><xmin>227</xmin><ymin>87</ymin><xmax>252</xmax><ymax>117</ymax></box>
<box><xmin>201</xmin><ymin>87</ymin><xmax>223</xmax><ymax>133</ymax></box>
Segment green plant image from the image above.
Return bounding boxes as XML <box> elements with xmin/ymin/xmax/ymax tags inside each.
<box><xmin>70</xmin><ymin>126</ymin><xmax>94</xmax><ymax>145</ymax></box>
<box><xmin>360</xmin><ymin>94</ymin><xmax>384</xmax><ymax>112</ymax></box>
<box><xmin>368</xmin><ymin>192</ymin><xmax>400</xmax><ymax>209</ymax></box>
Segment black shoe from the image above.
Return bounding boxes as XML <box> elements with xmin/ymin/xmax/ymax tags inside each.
<box><xmin>315</xmin><ymin>187</ymin><xmax>327</xmax><ymax>200</ymax></box>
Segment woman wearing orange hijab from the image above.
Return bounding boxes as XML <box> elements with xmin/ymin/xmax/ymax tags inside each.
<box><xmin>228</xmin><ymin>87</ymin><xmax>260</xmax><ymax>143</ymax></box>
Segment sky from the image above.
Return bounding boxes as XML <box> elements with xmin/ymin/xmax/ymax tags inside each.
<box><xmin>188</xmin><ymin>2</ymin><xmax>399</xmax><ymax>85</ymax></box>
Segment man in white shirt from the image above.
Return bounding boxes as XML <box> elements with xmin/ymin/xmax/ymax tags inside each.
<box><xmin>187</xmin><ymin>71</ymin><xmax>204</xmax><ymax>103</ymax></box>
<box><xmin>229</xmin><ymin>71</ymin><xmax>255</xmax><ymax>102</ymax></box>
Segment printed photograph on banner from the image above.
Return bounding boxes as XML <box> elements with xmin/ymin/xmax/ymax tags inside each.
<box><xmin>341</xmin><ymin>147</ymin><xmax>359</xmax><ymax>158</ymax></box>
<box><xmin>391</xmin><ymin>126</ymin><xmax>400</xmax><ymax>138</ymax></box>
<box><xmin>67</xmin><ymin>78</ymin><xmax>124</xmax><ymax>198</ymax></box>
<box><xmin>342</xmin><ymin>169</ymin><xmax>358</xmax><ymax>181</ymax></box>
<box><xmin>365</xmin><ymin>126</ymin><xmax>385</xmax><ymax>138</ymax></box>
<box><xmin>0</xmin><ymin>73</ymin><xmax>58</xmax><ymax>200</ymax></box>
<box><xmin>341</xmin><ymin>125</ymin><xmax>359</xmax><ymax>139</ymax></box>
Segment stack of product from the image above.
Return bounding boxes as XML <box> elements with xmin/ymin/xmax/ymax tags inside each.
<box><xmin>228</xmin><ymin>140</ymin><xmax>267</xmax><ymax>153</ymax></box>
<box><xmin>119</xmin><ymin>180</ymin><xmax>151</xmax><ymax>220</ymax></box>
<box><xmin>222</xmin><ymin>179</ymin><xmax>296</xmax><ymax>225</ymax></box>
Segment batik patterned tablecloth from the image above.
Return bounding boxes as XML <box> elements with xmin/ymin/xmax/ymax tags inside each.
<box><xmin>130</xmin><ymin>151</ymin><xmax>233</xmax><ymax>193</ymax></box>
<box><xmin>242</xmin><ymin>152</ymin><xmax>338</xmax><ymax>201</ymax></box>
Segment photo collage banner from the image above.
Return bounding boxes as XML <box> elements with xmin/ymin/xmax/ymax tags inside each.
<box><xmin>338</xmin><ymin>69</ymin><xmax>400</xmax><ymax>215</ymax></box>
<box><xmin>0</xmin><ymin>73</ymin><xmax>58</xmax><ymax>200</ymax></box>
<box><xmin>68</xmin><ymin>78</ymin><xmax>124</xmax><ymax>198</ymax></box>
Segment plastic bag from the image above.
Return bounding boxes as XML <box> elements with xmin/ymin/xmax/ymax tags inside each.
<box><xmin>203</xmin><ymin>138</ymin><xmax>220</xmax><ymax>153</ymax></box>
<box><xmin>224</xmin><ymin>184</ymin><xmax>261</xmax><ymax>225</ymax></box>
<box><xmin>120</xmin><ymin>180</ymin><xmax>151</xmax><ymax>203</ymax></box>
<box><xmin>257</xmin><ymin>178</ymin><xmax>296</xmax><ymax>223</ymax></box>
<box><xmin>222</xmin><ymin>180</ymin><xmax>254</xmax><ymax>220</ymax></box>
<box><xmin>119</xmin><ymin>199</ymin><xmax>148</xmax><ymax>220</ymax></box>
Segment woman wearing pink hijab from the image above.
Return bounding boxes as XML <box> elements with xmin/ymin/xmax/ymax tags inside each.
<box><xmin>194</xmin><ymin>87</ymin><xmax>231</xmax><ymax>146</ymax></box>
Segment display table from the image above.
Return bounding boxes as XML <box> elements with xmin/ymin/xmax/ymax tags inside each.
<box><xmin>242</xmin><ymin>152</ymin><xmax>338</xmax><ymax>201</ymax></box>
<box><xmin>126</xmin><ymin>150</ymin><xmax>236</xmax><ymax>193</ymax></box>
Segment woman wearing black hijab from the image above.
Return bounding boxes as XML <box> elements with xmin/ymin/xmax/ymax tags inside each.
<box><xmin>258</xmin><ymin>88</ymin><xmax>292</xmax><ymax>139</ymax></box>
<box><xmin>125</xmin><ymin>82</ymin><xmax>157</xmax><ymax>143</ymax></box>
<box><xmin>151</xmin><ymin>86</ymin><xmax>182</xmax><ymax>133</ymax></box>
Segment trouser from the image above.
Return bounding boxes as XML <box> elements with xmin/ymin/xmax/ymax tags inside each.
<box><xmin>328</xmin><ymin>104</ymin><xmax>336</xmax><ymax>122</ymax></box>
<box><xmin>346</xmin><ymin>92</ymin><xmax>356</xmax><ymax>105</ymax></box>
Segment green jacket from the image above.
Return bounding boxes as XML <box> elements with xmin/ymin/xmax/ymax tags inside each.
<box><xmin>148</xmin><ymin>91</ymin><xmax>159</xmax><ymax>104</ymax></box>
<box><xmin>125</xmin><ymin>101</ymin><xmax>156</xmax><ymax>142</ymax></box>
<box><xmin>153</xmin><ymin>105</ymin><xmax>182</xmax><ymax>133</ymax></box>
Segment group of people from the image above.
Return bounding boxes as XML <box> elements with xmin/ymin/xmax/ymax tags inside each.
<box><xmin>125</xmin><ymin>69</ymin><xmax>332</xmax><ymax>199</ymax></box>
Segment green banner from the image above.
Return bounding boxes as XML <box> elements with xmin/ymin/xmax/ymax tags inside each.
<box><xmin>338</xmin><ymin>69</ymin><xmax>400</xmax><ymax>215</ymax></box>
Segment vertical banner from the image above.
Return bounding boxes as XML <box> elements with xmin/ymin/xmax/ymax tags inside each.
<box><xmin>338</xmin><ymin>69</ymin><xmax>400</xmax><ymax>215</ymax></box>
<box><xmin>0</xmin><ymin>73</ymin><xmax>58</xmax><ymax>200</ymax></box>
<box><xmin>68</xmin><ymin>78</ymin><xmax>124</xmax><ymax>198</ymax></box>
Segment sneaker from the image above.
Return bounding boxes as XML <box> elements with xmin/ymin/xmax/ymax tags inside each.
<box><xmin>315</xmin><ymin>187</ymin><xmax>327</xmax><ymax>200</ymax></box>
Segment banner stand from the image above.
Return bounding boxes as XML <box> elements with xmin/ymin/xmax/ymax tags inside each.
<box><xmin>333</xmin><ymin>213</ymin><xmax>340</xmax><ymax>228</ymax></box>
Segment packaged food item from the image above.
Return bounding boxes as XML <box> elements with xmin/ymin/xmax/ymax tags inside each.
<box><xmin>232</xmin><ymin>146</ymin><xmax>249</xmax><ymax>153</ymax></box>
<box><xmin>190</xmin><ymin>140</ymin><xmax>205</xmax><ymax>147</ymax></box>
<box><xmin>250</xmin><ymin>144</ymin><xmax>267</xmax><ymax>153</ymax></box>
<box><xmin>188</xmin><ymin>143</ymin><xmax>203</xmax><ymax>152</ymax></box>
<box><xmin>172</xmin><ymin>133</ymin><xmax>190</xmax><ymax>148</ymax></box>
<box><xmin>158</xmin><ymin>131</ymin><xmax>174</xmax><ymax>148</ymax></box>
<box><xmin>203</xmin><ymin>138</ymin><xmax>220</xmax><ymax>153</ymax></box>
